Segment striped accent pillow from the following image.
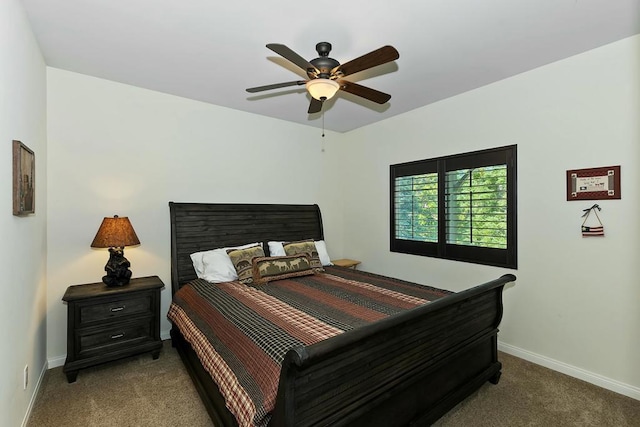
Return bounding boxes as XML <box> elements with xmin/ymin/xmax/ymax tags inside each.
<box><xmin>251</xmin><ymin>255</ymin><xmax>314</xmax><ymax>285</ymax></box>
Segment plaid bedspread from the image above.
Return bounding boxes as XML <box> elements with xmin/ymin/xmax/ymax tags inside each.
<box><xmin>167</xmin><ymin>266</ymin><xmax>450</xmax><ymax>427</ymax></box>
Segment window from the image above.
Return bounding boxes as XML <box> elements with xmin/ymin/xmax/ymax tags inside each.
<box><xmin>390</xmin><ymin>145</ymin><xmax>517</xmax><ymax>268</ymax></box>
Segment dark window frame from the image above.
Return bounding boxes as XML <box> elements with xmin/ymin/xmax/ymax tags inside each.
<box><xmin>390</xmin><ymin>145</ymin><xmax>517</xmax><ymax>269</ymax></box>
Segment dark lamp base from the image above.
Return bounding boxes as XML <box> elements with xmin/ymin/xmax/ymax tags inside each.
<box><xmin>102</xmin><ymin>273</ymin><xmax>132</xmax><ymax>287</ymax></box>
<box><xmin>102</xmin><ymin>247</ymin><xmax>133</xmax><ymax>287</ymax></box>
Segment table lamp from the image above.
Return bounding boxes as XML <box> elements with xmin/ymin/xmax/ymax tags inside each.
<box><xmin>91</xmin><ymin>215</ymin><xmax>140</xmax><ymax>286</ymax></box>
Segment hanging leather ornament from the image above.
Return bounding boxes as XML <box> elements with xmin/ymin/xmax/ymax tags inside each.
<box><xmin>581</xmin><ymin>204</ymin><xmax>604</xmax><ymax>237</ymax></box>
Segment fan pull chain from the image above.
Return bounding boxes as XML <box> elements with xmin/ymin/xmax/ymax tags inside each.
<box><xmin>320</xmin><ymin>112</ymin><xmax>326</xmax><ymax>152</ymax></box>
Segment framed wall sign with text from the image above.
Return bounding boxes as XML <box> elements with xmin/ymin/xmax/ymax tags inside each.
<box><xmin>566</xmin><ymin>165</ymin><xmax>620</xmax><ymax>201</ymax></box>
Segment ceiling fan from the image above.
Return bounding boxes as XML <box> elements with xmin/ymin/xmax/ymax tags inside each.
<box><xmin>246</xmin><ymin>42</ymin><xmax>399</xmax><ymax>114</ymax></box>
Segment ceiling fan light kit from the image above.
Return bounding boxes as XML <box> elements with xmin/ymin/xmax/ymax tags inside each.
<box><xmin>306</xmin><ymin>79</ymin><xmax>340</xmax><ymax>101</ymax></box>
<box><xmin>247</xmin><ymin>42</ymin><xmax>399</xmax><ymax>114</ymax></box>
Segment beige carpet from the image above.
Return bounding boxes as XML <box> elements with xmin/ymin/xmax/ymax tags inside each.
<box><xmin>28</xmin><ymin>340</ymin><xmax>213</xmax><ymax>427</ymax></box>
<box><xmin>434</xmin><ymin>353</ymin><xmax>640</xmax><ymax>427</ymax></box>
<box><xmin>28</xmin><ymin>340</ymin><xmax>640</xmax><ymax>426</ymax></box>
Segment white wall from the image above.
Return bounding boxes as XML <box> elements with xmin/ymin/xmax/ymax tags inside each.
<box><xmin>340</xmin><ymin>35</ymin><xmax>640</xmax><ymax>397</ymax></box>
<box><xmin>46</xmin><ymin>68</ymin><xmax>346</xmax><ymax>363</ymax></box>
<box><xmin>0</xmin><ymin>0</ymin><xmax>48</xmax><ymax>426</ymax></box>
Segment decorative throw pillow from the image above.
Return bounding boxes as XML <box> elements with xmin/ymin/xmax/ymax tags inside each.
<box><xmin>226</xmin><ymin>245</ymin><xmax>266</xmax><ymax>284</ymax></box>
<box><xmin>282</xmin><ymin>240</ymin><xmax>324</xmax><ymax>272</ymax></box>
<box><xmin>251</xmin><ymin>255</ymin><xmax>314</xmax><ymax>285</ymax></box>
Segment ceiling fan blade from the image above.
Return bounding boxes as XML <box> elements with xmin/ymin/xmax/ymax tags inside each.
<box><xmin>338</xmin><ymin>81</ymin><xmax>391</xmax><ymax>104</ymax></box>
<box><xmin>246</xmin><ymin>81</ymin><xmax>306</xmax><ymax>93</ymax></box>
<box><xmin>308</xmin><ymin>98</ymin><xmax>323</xmax><ymax>114</ymax></box>
<box><xmin>333</xmin><ymin>45</ymin><xmax>399</xmax><ymax>77</ymax></box>
<box><xmin>266</xmin><ymin>44</ymin><xmax>319</xmax><ymax>74</ymax></box>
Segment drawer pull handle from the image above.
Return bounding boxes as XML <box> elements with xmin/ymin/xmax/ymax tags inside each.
<box><xmin>111</xmin><ymin>333</ymin><xmax>125</xmax><ymax>339</ymax></box>
<box><xmin>110</xmin><ymin>306</ymin><xmax>125</xmax><ymax>312</ymax></box>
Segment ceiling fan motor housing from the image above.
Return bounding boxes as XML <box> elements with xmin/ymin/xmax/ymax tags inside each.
<box><xmin>309</xmin><ymin>42</ymin><xmax>340</xmax><ymax>78</ymax></box>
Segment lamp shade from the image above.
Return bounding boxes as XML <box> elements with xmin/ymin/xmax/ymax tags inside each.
<box><xmin>90</xmin><ymin>215</ymin><xmax>140</xmax><ymax>248</ymax></box>
<box><xmin>306</xmin><ymin>78</ymin><xmax>340</xmax><ymax>101</ymax></box>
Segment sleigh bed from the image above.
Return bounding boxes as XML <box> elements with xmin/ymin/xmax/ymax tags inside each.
<box><xmin>168</xmin><ymin>202</ymin><xmax>516</xmax><ymax>427</ymax></box>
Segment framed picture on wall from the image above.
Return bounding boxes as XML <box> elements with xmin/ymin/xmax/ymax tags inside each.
<box><xmin>12</xmin><ymin>140</ymin><xmax>35</xmax><ymax>216</ymax></box>
<box><xmin>566</xmin><ymin>165</ymin><xmax>621</xmax><ymax>201</ymax></box>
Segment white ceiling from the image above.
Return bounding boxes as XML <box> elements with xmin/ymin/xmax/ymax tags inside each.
<box><xmin>21</xmin><ymin>0</ymin><xmax>640</xmax><ymax>133</ymax></box>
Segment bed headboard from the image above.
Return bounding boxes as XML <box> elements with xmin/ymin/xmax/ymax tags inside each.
<box><xmin>169</xmin><ymin>202</ymin><xmax>324</xmax><ymax>295</ymax></box>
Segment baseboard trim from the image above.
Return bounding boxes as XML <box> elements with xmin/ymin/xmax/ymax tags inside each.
<box><xmin>498</xmin><ymin>341</ymin><xmax>640</xmax><ymax>401</ymax></box>
<box><xmin>47</xmin><ymin>355</ymin><xmax>65</xmax><ymax>369</ymax></box>
<box><xmin>21</xmin><ymin>360</ymin><xmax>47</xmax><ymax>427</ymax></box>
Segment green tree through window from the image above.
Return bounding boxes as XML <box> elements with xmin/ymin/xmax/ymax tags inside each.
<box><xmin>394</xmin><ymin>173</ymin><xmax>438</xmax><ymax>242</ymax></box>
<box><xmin>445</xmin><ymin>165</ymin><xmax>507</xmax><ymax>249</ymax></box>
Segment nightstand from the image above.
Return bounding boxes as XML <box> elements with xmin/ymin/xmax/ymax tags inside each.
<box><xmin>331</xmin><ymin>259</ymin><xmax>361</xmax><ymax>269</ymax></box>
<box><xmin>62</xmin><ymin>276</ymin><xmax>164</xmax><ymax>383</ymax></box>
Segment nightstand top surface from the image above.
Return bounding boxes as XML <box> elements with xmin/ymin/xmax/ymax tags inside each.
<box><xmin>62</xmin><ymin>275</ymin><xmax>165</xmax><ymax>302</ymax></box>
<box><xmin>331</xmin><ymin>259</ymin><xmax>361</xmax><ymax>268</ymax></box>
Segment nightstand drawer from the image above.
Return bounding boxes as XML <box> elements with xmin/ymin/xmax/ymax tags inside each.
<box><xmin>79</xmin><ymin>295</ymin><xmax>151</xmax><ymax>324</ymax></box>
<box><xmin>78</xmin><ymin>319</ymin><xmax>153</xmax><ymax>358</ymax></box>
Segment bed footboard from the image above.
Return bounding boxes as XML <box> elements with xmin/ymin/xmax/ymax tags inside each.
<box><xmin>270</xmin><ymin>273</ymin><xmax>515</xmax><ymax>427</ymax></box>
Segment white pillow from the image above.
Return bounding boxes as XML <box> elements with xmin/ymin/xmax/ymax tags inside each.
<box><xmin>268</xmin><ymin>240</ymin><xmax>332</xmax><ymax>266</ymax></box>
<box><xmin>191</xmin><ymin>242</ymin><xmax>260</xmax><ymax>283</ymax></box>
<box><xmin>314</xmin><ymin>240</ymin><xmax>333</xmax><ymax>266</ymax></box>
<box><xmin>190</xmin><ymin>251</ymin><xmax>208</xmax><ymax>278</ymax></box>
<box><xmin>267</xmin><ymin>241</ymin><xmax>286</xmax><ymax>257</ymax></box>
